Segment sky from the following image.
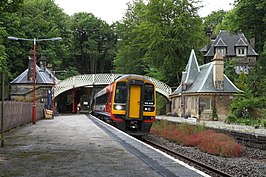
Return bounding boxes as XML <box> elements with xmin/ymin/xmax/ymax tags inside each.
<box><xmin>54</xmin><ymin>0</ymin><xmax>234</xmax><ymax>24</ymax></box>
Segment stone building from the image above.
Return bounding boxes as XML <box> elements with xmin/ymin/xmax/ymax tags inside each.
<box><xmin>201</xmin><ymin>30</ymin><xmax>258</xmax><ymax>74</ymax></box>
<box><xmin>170</xmin><ymin>49</ymin><xmax>241</xmax><ymax>121</ymax></box>
<box><xmin>10</xmin><ymin>50</ymin><xmax>57</xmax><ymax>104</ymax></box>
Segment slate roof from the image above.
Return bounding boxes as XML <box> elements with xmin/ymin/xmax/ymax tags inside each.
<box><xmin>184</xmin><ymin>50</ymin><xmax>200</xmax><ymax>85</ymax></box>
<box><xmin>11</xmin><ymin>65</ymin><xmax>57</xmax><ymax>84</ymax></box>
<box><xmin>171</xmin><ymin>49</ymin><xmax>241</xmax><ymax>96</ymax></box>
<box><xmin>204</xmin><ymin>30</ymin><xmax>258</xmax><ymax>57</ymax></box>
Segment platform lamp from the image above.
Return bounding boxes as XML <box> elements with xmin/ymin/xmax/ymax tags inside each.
<box><xmin>7</xmin><ymin>36</ymin><xmax>62</xmax><ymax>124</ymax></box>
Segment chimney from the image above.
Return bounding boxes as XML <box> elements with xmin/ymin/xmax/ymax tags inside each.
<box><xmin>250</xmin><ymin>38</ymin><xmax>255</xmax><ymax>49</ymax></box>
<box><xmin>27</xmin><ymin>50</ymin><xmax>34</xmax><ymax>82</ymax></box>
<box><xmin>47</xmin><ymin>63</ymin><xmax>53</xmax><ymax>71</ymax></box>
<box><xmin>212</xmin><ymin>52</ymin><xmax>224</xmax><ymax>90</ymax></box>
<box><xmin>39</xmin><ymin>55</ymin><xmax>47</xmax><ymax>70</ymax></box>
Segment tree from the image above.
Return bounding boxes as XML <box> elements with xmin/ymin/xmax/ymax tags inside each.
<box><xmin>223</xmin><ymin>0</ymin><xmax>266</xmax><ymax>53</ymax></box>
<box><xmin>203</xmin><ymin>10</ymin><xmax>227</xmax><ymax>35</ymax></box>
<box><xmin>4</xmin><ymin>0</ymin><xmax>72</xmax><ymax>80</ymax></box>
<box><xmin>114</xmin><ymin>0</ymin><xmax>205</xmax><ymax>86</ymax></box>
<box><xmin>0</xmin><ymin>0</ymin><xmax>23</xmax><ymax>78</ymax></box>
<box><xmin>71</xmin><ymin>12</ymin><xmax>117</xmax><ymax>74</ymax></box>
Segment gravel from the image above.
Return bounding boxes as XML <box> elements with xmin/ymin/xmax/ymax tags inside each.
<box><xmin>146</xmin><ymin>134</ymin><xmax>266</xmax><ymax>177</ymax></box>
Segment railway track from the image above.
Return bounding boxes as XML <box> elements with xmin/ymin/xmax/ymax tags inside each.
<box><xmin>142</xmin><ymin>138</ymin><xmax>232</xmax><ymax>177</ymax></box>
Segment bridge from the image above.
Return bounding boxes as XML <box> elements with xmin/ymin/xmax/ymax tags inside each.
<box><xmin>53</xmin><ymin>73</ymin><xmax>172</xmax><ymax>99</ymax></box>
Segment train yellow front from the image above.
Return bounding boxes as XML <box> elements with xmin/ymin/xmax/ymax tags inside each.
<box><xmin>92</xmin><ymin>75</ymin><xmax>156</xmax><ymax>136</ymax></box>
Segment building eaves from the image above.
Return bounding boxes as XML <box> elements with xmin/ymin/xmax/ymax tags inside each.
<box><xmin>10</xmin><ymin>70</ymin><xmax>29</xmax><ymax>84</ymax></box>
<box><xmin>11</xmin><ymin>65</ymin><xmax>57</xmax><ymax>84</ymax></box>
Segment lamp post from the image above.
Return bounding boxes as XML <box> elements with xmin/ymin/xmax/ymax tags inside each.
<box><xmin>8</xmin><ymin>36</ymin><xmax>62</xmax><ymax>124</ymax></box>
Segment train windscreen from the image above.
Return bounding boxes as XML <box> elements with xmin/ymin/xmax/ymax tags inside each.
<box><xmin>114</xmin><ymin>82</ymin><xmax>127</xmax><ymax>103</ymax></box>
<box><xmin>144</xmin><ymin>84</ymin><xmax>154</xmax><ymax>105</ymax></box>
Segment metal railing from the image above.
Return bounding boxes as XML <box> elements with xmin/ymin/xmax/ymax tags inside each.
<box><xmin>53</xmin><ymin>74</ymin><xmax>172</xmax><ymax>99</ymax></box>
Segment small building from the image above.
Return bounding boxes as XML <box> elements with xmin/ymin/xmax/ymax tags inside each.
<box><xmin>170</xmin><ymin>49</ymin><xmax>241</xmax><ymax>121</ymax></box>
<box><xmin>10</xmin><ymin>50</ymin><xmax>57</xmax><ymax>104</ymax></box>
<box><xmin>201</xmin><ymin>30</ymin><xmax>258</xmax><ymax>74</ymax></box>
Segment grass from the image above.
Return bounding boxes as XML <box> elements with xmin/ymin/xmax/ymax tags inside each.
<box><xmin>150</xmin><ymin>120</ymin><xmax>243</xmax><ymax>157</ymax></box>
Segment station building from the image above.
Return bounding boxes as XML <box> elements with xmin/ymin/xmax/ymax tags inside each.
<box><xmin>170</xmin><ymin>49</ymin><xmax>241</xmax><ymax>121</ymax></box>
<box><xmin>201</xmin><ymin>30</ymin><xmax>258</xmax><ymax>74</ymax></box>
<box><xmin>10</xmin><ymin>50</ymin><xmax>57</xmax><ymax>105</ymax></box>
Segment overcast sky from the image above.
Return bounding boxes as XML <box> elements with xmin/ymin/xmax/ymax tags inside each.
<box><xmin>54</xmin><ymin>0</ymin><xmax>234</xmax><ymax>24</ymax></box>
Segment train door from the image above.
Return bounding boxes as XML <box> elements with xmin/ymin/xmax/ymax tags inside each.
<box><xmin>129</xmin><ymin>85</ymin><xmax>141</xmax><ymax>118</ymax></box>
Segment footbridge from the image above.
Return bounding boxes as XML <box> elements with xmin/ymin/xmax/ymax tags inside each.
<box><xmin>53</xmin><ymin>73</ymin><xmax>172</xmax><ymax>99</ymax></box>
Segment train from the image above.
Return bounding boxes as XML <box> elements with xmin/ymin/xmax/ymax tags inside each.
<box><xmin>91</xmin><ymin>74</ymin><xmax>156</xmax><ymax>136</ymax></box>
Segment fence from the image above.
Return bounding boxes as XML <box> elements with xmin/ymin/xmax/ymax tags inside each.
<box><xmin>0</xmin><ymin>101</ymin><xmax>45</xmax><ymax>131</ymax></box>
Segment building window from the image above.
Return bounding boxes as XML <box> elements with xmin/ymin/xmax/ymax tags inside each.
<box><xmin>236</xmin><ymin>47</ymin><xmax>246</xmax><ymax>56</ymax></box>
<box><xmin>216</xmin><ymin>48</ymin><xmax>226</xmax><ymax>56</ymax></box>
<box><xmin>200</xmin><ymin>98</ymin><xmax>211</xmax><ymax>110</ymax></box>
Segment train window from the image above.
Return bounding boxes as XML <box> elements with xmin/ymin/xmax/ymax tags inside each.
<box><xmin>114</xmin><ymin>82</ymin><xmax>127</xmax><ymax>103</ymax></box>
<box><xmin>96</xmin><ymin>93</ymin><xmax>108</xmax><ymax>105</ymax></box>
<box><xmin>144</xmin><ymin>84</ymin><xmax>154</xmax><ymax>104</ymax></box>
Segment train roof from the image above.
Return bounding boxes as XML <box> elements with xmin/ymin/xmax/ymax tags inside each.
<box><xmin>94</xmin><ymin>74</ymin><xmax>155</xmax><ymax>99</ymax></box>
<box><xmin>115</xmin><ymin>74</ymin><xmax>153</xmax><ymax>83</ymax></box>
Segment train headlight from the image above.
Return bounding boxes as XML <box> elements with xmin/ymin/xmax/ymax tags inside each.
<box><xmin>115</xmin><ymin>105</ymin><xmax>122</xmax><ymax>110</ymax></box>
<box><xmin>114</xmin><ymin>104</ymin><xmax>125</xmax><ymax>110</ymax></box>
<box><xmin>144</xmin><ymin>106</ymin><xmax>154</xmax><ymax>112</ymax></box>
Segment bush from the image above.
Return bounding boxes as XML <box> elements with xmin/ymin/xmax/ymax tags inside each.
<box><xmin>150</xmin><ymin>121</ymin><xmax>243</xmax><ymax>157</ymax></box>
<box><xmin>225</xmin><ymin>114</ymin><xmax>237</xmax><ymax>124</ymax></box>
<box><xmin>197</xmin><ymin>130</ymin><xmax>243</xmax><ymax>157</ymax></box>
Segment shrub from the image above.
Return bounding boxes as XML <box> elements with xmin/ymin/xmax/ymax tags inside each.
<box><xmin>150</xmin><ymin>121</ymin><xmax>243</xmax><ymax>157</ymax></box>
<box><xmin>197</xmin><ymin>130</ymin><xmax>243</xmax><ymax>157</ymax></box>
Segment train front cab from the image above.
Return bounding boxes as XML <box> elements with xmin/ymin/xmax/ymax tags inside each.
<box><xmin>111</xmin><ymin>77</ymin><xmax>156</xmax><ymax>136</ymax></box>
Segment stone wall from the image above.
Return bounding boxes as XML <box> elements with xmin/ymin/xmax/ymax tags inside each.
<box><xmin>171</xmin><ymin>94</ymin><xmax>233</xmax><ymax>121</ymax></box>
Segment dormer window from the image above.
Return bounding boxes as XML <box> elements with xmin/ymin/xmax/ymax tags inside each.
<box><xmin>216</xmin><ymin>47</ymin><xmax>226</xmax><ymax>56</ymax></box>
<box><xmin>236</xmin><ymin>47</ymin><xmax>247</xmax><ymax>56</ymax></box>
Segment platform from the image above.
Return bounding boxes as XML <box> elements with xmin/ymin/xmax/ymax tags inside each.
<box><xmin>0</xmin><ymin>114</ymin><xmax>208</xmax><ymax>177</ymax></box>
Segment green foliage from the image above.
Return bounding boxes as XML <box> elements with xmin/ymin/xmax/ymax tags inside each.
<box><xmin>212</xmin><ymin>105</ymin><xmax>218</xmax><ymax>121</ymax></box>
<box><xmin>114</xmin><ymin>0</ymin><xmax>205</xmax><ymax>86</ymax></box>
<box><xmin>228</xmin><ymin>94</ymin><xmax>266</xmax><ymax>127</ymax></box>
<box><xmin>2</xmin><ymin>0</ymin><xmax>72</xmax><ymax>81</ymax></box>
<box><xmin>203</xmin><ymin>10</ymin><xmax>227</xmax><ymax>35</ymax></box>
<box><xmin>2</xmin><ymin>0</ymin><xmax>117</xmax><ymax>83</ymax></box>
<box><xmin>224</xmin><ymin>59</ymin><xmax>238</xmax><ymax>83</ymax></box>
<box><xmin>223</xmin><ymin>0</ymin><xmax>266</xmax><ymax>53</ymax></box>
<box><xmin>56</xmin><ymin>66</ymin><xmax>80</xmax><ymax>80</ymax></box>
<box><xmin>220</xmin><ymin>8</ymin><xmax>239</xmax><ymax>34</ymax></box>
<box><xmin>0</xmin><ymin>0</ymin><xmax>23</xmax><ymax>14</ymax></box>
<box><xmin>230</xmin><ymin>96</ymin><xmax>262</xmax><ymax>119</ymax></box>
<box><xmin>235</xmin><ymin>71</ymin><xmax>248</xmax><ymax>92</ymax></box>
<box><xmin>156</xmin><ymin>94</ymin><xmax>166</xmax><ymax>115</ymax></box>
<box><xmin>71</xmin><ymin>12</ymin><xmax>117</xmax><ymax>74</ymax></box>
